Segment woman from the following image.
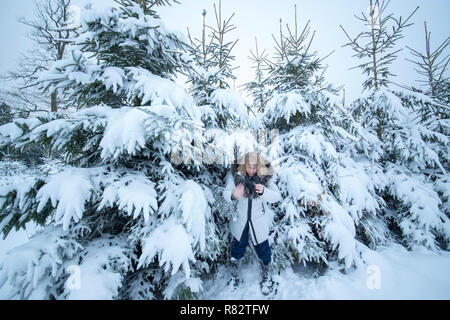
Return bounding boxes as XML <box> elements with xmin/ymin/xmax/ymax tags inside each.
<box><xmin>222</xmin><ymin>151</ymin><xmax>281</xmax><ymax>295</ymax></box>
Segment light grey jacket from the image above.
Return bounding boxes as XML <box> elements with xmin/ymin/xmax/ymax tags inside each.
<box><xmin>222</xmin><ymin>171</ymin><xmax>282</xmax><ymax>246</ymax></box>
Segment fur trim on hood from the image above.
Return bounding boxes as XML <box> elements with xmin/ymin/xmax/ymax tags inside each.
<box><xmin>231</xmin><ymin>152</ymin><xmax>275</xmax><ymax>199</ymax></box>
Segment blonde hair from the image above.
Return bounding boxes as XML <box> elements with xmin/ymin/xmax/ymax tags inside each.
<box><xmin>235</xmin><ymin>151</ymin><xmax>274</xmax><ymax>178</ymax></box>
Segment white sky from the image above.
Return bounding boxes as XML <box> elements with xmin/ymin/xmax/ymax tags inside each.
<box><xmin>1</xmin><ymin>0</ymin><xmax>449</xmax><ymax>105</ymax></box>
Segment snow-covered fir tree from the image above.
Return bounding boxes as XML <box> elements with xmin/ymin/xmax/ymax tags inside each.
<box><xmin>186</xmin><ymin>0</ymin><xmax>247</xmax><ymax>129</ymax></box>
<box><xmin>0</xmin><ymin>0</ymin><xmax>228</xmax><ymax>300</ymax></box>
<box><xmin>243</xmin><ymin>37</ymin><xmax>270</xmax><ymax>114</ymax></box>
<box><xmin>340</xmin><ymin>0</ymin><xmax>419</xmax><ymax>140</ymax></box>
<box><xmin>250</xmin><ymin>6</ymin><xmax>387</xmax><ymax>273</ymax></box>
<box><xmin>343</xmin><ymin>0</ymin><xmax>450</xmax><ymax>251</ymax></box>
<box><xmin>406</xmin><ymin>21</ymin><xmax>450</xmax><ymax>106</ymax></box>
<box><xmin>38</xmin><ymin>0</ymin><xmax>191</xmax><ymax>109</ymax></box>
<box><xmin>349</xmin><ymin>87</ymin><xmax>450</xmax><ymax>250</ymax></box>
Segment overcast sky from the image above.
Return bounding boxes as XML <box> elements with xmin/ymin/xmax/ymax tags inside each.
<box><xmin>1</xmin><ymin>0</ymin><xmax>449</xmax><ymax>104</ymax></box>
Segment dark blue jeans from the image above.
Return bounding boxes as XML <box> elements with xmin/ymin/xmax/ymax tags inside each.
<box><xmin>231</xmin><ymin>223</ymin><xmax>271</xmax><ymax>265</ymax></box>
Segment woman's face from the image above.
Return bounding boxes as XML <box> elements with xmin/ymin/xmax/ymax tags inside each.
<box><xmin>245</xmin><ymin>163</ymin><xmax>257</xmax><ymax>177</ymax></box>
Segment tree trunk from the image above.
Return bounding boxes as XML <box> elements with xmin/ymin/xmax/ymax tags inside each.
<box><xmin>134</xmin><ymin>96</ymin><xmax>142</xmax><ymax>107</ymax></box>
<box><xmin>370</xmin><ymin>0</ymin><xmax>382</xmax><ymax>141</ymax></box>
<box><xmin>51</xmin><ymin>90</ymin><xmax>58</xmax><ymax>113</ymax></box>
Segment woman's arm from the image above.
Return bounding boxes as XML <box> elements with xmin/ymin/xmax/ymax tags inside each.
<box><xmin>259</xmin><ymin>179</ymin><xmax>282</xmax><ymax>204</ymax></box>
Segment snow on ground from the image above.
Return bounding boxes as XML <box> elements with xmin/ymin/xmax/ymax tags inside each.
<box><xmin>1</xmin><ymin>229</ymin><xmax>450</xmax><ymax>299</ymax></box>
<box><xmin>200</xmin><ymin>243</ymin><xmax>450</xmax><ymax>300</ymax></box>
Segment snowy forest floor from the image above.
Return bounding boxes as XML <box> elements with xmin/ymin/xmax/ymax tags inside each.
<box><xmin>1</xmin><ymin>229</ymin><xmax>450</xmax><ymax>299</ymax></box>
<box><xmin>200</xmin><ymin>243</ymin><xmax>450</xmax><ymax>300</ymax></box>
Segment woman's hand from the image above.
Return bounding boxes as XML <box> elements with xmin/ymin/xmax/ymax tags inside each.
<box><xmin>255</xmin><ymin>184</ymin><xmax>264</xmax><ymax>194</ymax></box>
<box><xmin>232</xmin><ymin>183</ymin><xmax>245</xmax><ymax>199</ymax></box>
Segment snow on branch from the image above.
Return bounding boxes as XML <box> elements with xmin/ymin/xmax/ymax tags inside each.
<box><xmin>36</xmin><ymin>167</ymin><xmax>98</xmax><ymax>230</ymax></box>
<box><xmin>98</xmin><ymin>173</ymin><xmax>158</xmax><ymax>224</ymax></box>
